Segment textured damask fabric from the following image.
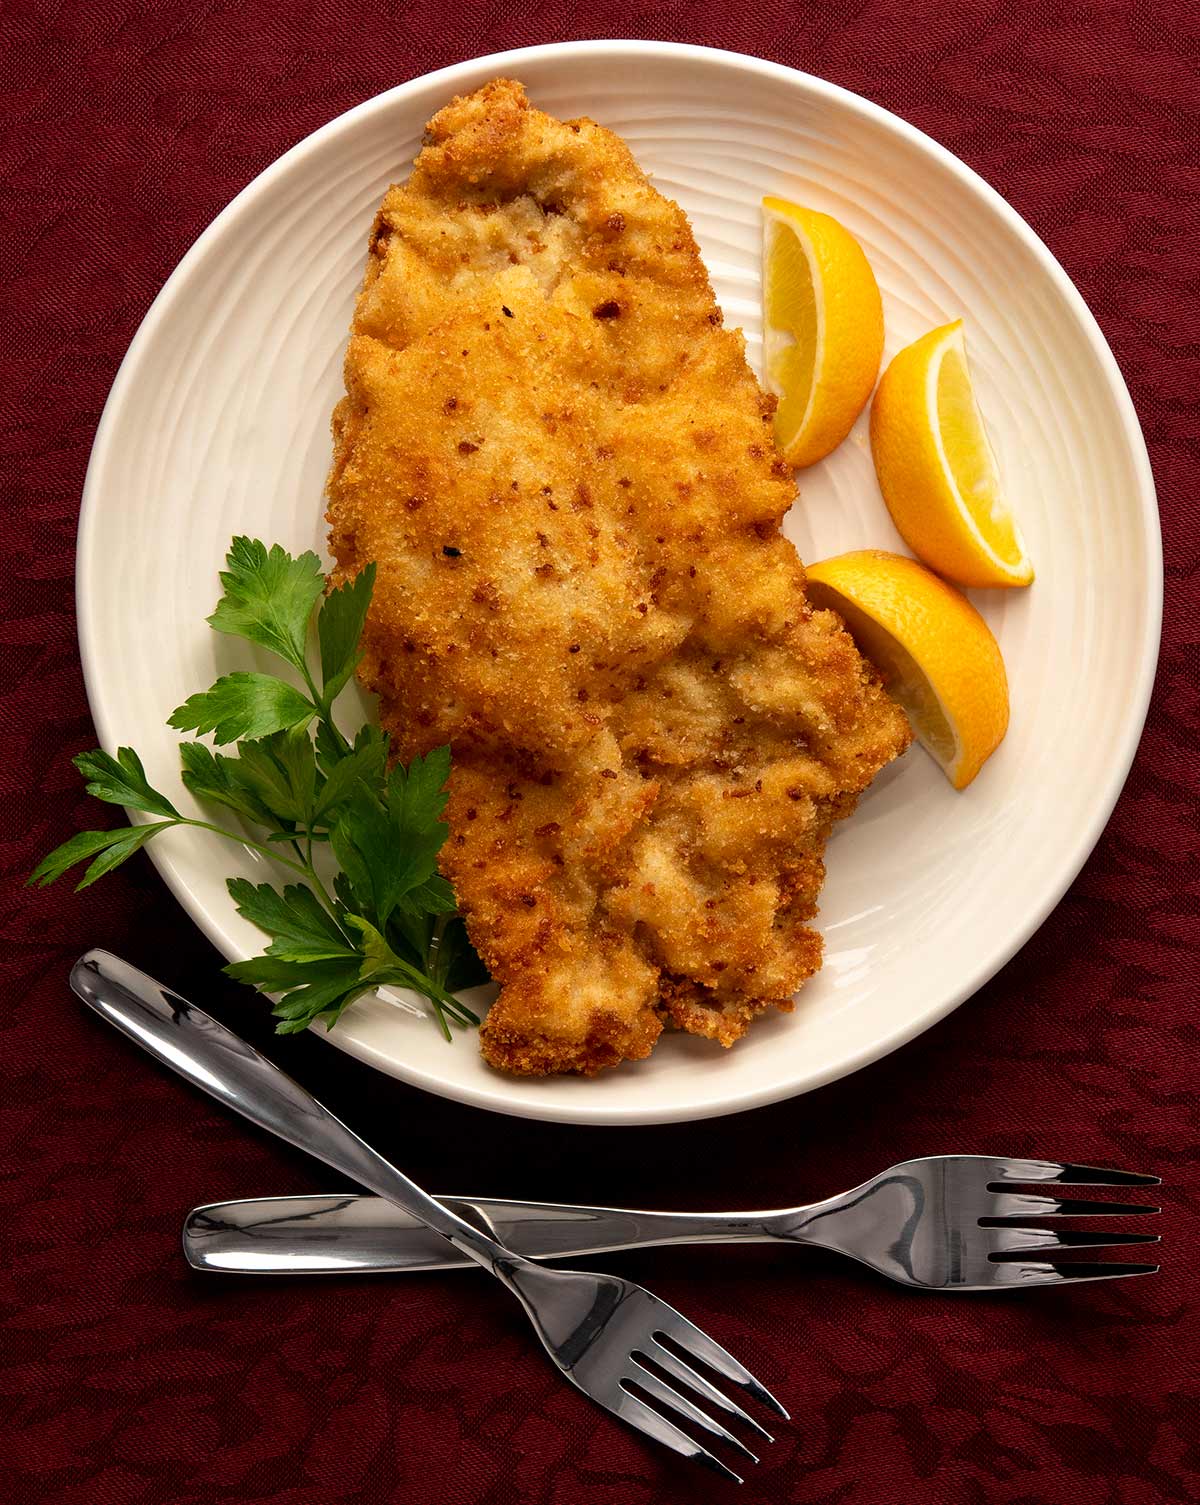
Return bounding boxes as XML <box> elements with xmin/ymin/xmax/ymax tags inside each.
<box><xmin>3</xmin><ymin>3</ymin><xmax>1198</xmax><ymax>1502</ymax></box>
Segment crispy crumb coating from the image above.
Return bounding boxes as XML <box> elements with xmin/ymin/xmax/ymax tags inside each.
<box><xmin>326</xmin><ymin>80</ymin><xmax>911</xmax><ymax>1075</ymax></box>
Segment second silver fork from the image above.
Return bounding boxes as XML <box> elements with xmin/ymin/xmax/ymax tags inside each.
<box><xmin>186</xmin><ymin>1155</ymin><xmax>1161</xmax><ymax>1291</ymax></box>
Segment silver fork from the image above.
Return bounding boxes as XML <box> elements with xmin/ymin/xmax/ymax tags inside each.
<box><xmin>71</xmin><ymin>952</ymin><xmax>784</xmax><ymax>1483</ymax></box>
<box><xmin>183</xmin><ymin>1157</ymin><xmax>1160</xmax><ymax>1291</ymax></box>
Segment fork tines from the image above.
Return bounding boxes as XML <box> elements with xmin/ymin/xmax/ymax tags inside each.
<box><xmin>987</xmin><ymin>1260</ymin><xmax>1161</xmax><ymax>1286</ymax></box>
<box><xmin>982</xmin><ymin>1158</ymin><xmax>1161</xmax><ymax>1285</ymax></box>
<box><xmin>609</xmin><ymin>1310</ymin><xmax>788</xmax><ymax>1484</ymax></box>
<box><xmin>983</xmin><ymin>1192</ymin><xmax>1161</xmax><ymax>1219</ymax></box>
<box><xmin>986</xmin><ymin>1159</ymin><xmax>1161</xmax><ymax>1187</ymax></box>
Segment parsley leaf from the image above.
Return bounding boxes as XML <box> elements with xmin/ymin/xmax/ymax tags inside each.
<box><xmin>228</xmin><ymin>735</ymin><xmax>307</xmax><ymax>825</ymax></box>
<box><xmin>314</xmin><ymin>717</ymin><xmax>346</xmax><ymax>776</ymax></box>
<box><xmin>318</xmin><ymin>563</ymin><xmax>377</xmax><ymax>702</ymax></box>
<box><xmin>386</xmin><ymin>905</ymin><xmax>437</xmax><ymax>973</ymax></box>
<box><xmin>227</xmin><ymin>878</ymin><xmax>354</xmax><ymax>962</ymax></box>
<box><xmin>208</xmin><ymin>537</ymin><xmax>325</xmax><ymax>673</ymax></box>
<box><xmin>75</xmin><ymin>824</ymin><xmax>180</xmax><ymax>889</ymax></box>
<box><xmin>311</xmin><ymin>730</ymin><xmax>388</xmax><ymax>824</ymax></box>
<box><xmin>328</xmin><ymin>795</ymin><xmax>379</xmax><ymax>920</ymax></box>
<box><xmin>29</xmin><ymin>822</ymin><xmax>177</xmax><ymax>890</ymax></box>
<box><xmin>223</xmin><ymin>954</ymin><xmax>338</xmax><ymax>989</ymax></box>
<box><xmin>270</xmin><ymin>726</ymin><xmax>319</xmax><ymax>829</ymax></box>
<box><xmin>398</xmin><ymin>872</ymin><xmax>458</xmax><ymax>916</ymax></box>
<box><xmin>226</xmin><ymin>955</ymin><xmax>368</xmax><ymax>1033</ymax></box>
<box><xmin>388</xmin><ymin>751</ymin><xmax>448</xmax><ymax>871</ymax></box>
<box><xmin>343</xmin><ymin>912</ymin><xmax>398</xmax><ymax>977</ymax></box>
<box><xmin>332</xmin><ymin>869</ymin><xmax>359</xmax><ymax>917</ymax></box>
<box><xmin>168</xmin><ymin>673</ymin><xmax>315</xmax><ymax>744</ymax></box>
<box><xmin>74</xmin><ymin>747</ymin><xmax>180</xmax><ymax>819</ymax></box>
<box><xmin>273</xmin><ymin>963</ymin><xmax>369</xmax><ymax>1033</ymax></box>
<box><xmin>179</xmin><ymin>743</ymin><xmax>277</xmax><ymax>828</ymax></box>
<box><xmin>434</xmin><ymin>915</ymin><xmax>491</xmax><ymax>993</ymax></box>
<box><xmin>330</xmin><ymin>753</ymin><xmax>448</xmax><ymax>933</ymax></box>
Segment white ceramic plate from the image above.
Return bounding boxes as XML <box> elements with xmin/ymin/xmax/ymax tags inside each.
<box><xmin>77</xmin><ymin>42</ymin><xmax>1160</xmax><ymax>1126</ymax></box>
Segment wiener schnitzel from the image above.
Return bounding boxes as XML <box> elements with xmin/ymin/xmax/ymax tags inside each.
<box><xmin>326</xmin><ymin>80</ymin><xmax>911</xmax><ymax>1075</ymax></box>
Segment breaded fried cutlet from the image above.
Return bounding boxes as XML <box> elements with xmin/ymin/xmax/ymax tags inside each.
<box><xmin>327</xmin><ymin>79</ymin><xmax>911</xmax><ymax>1075</ymax></box>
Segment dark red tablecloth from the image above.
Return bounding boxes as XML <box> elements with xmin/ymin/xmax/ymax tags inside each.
<box><xmin>4</xmin><ymin>4</ymin><xmax>1197</xmax><ymax>1502</ymax></box>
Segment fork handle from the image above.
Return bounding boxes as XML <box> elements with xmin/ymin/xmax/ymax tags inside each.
<box><xmin>70</xmin><ymin>951</ymin><xmax>534</xmax><ymax>1284</ymax></box>
<box><xmin>183</xmin><ymin>1192</ymin><xmax>782</xmax><ymax>1274</ymax></box>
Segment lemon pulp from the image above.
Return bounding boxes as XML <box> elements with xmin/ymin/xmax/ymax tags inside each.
<box><xmin>936</xmin><ymin>339</ymin><xmax>1026</xmax><ymax>572</ymax></box>
<box><xmin>764</xmin><ymin>221</ymin><xmax>818</xmax><ymax>439</ymax></box>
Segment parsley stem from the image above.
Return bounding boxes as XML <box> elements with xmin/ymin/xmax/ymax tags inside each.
<box><xmin>300</xmin><ymin>664</ymin><xmax>350</xmax><ymax>756</ymax></box>
<box><xmin>320</xmin><ymin>710</ymin><xmax>352</xmax><ymax>758</ymax></box>
<box><xmin>300</xmin><ymin>839</ymin><xmax>340</xmax><ymax>920</ymax></box>
<box><xmin>375</xmin><ymin>956</ymin><xmax>478</xmax><ymax>1025</ymax></box>
<box><xmin>303</xmin><ymin>663</ymin><xmax>353</xmax><ymax>757</ymax></box>
<box><xmin>298</xmin><ymin>660</ymin><xmax>324</xmax><ymax>714</ymax></box>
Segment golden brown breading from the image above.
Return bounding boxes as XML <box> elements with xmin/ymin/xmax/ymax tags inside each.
<box><xmin>327</xmin><ymin>80</ymin><xmax>911</xmax><ymax>1075</ymax></box>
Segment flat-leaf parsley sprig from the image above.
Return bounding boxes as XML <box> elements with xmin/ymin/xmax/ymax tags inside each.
<box><xmin>31</xmin><ymin>538</ymin><xmax>487</xmax><ymax>1039</ymax></box>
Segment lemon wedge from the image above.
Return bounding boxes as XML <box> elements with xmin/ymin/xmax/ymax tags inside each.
<box><xmin>805</xmin><ymin>549</ymin><xmax>1009</xmax><ymax>789</ymax></box>
<box><xmin>870</xmin><ymin>320</ymin><xmax>1033</xmax><ymax>587</ymax></box>
<box><xmin>761</xmin><ymin>197</ymin><xmax>884</xmax><ymax>468</ymax></box>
